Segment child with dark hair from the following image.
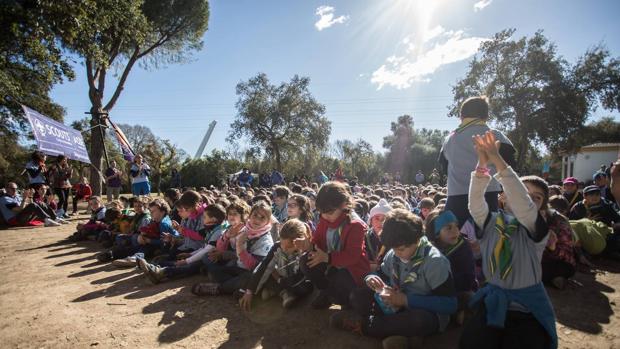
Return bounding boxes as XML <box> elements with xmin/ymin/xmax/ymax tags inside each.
<box><xmin>439</xmin><ymin>96</ymin><xmax>516</xmax><ymax>227</ymax></box>
<box><xmin>272</xmin><ymin>186</ymin><xmax>290</xmax><ymax>223</ymax></box>
<box><xmin>239</xmin><ymin>219</ymin><xmax>314</xmax><ymax>310</ymax></box>
<box><xmin>170</xmin><ymin>190</ymin><xmax>209</xmax><ymax>256</ymax></box>
<box><xmin>416</xmin><ymin>198</ymin><xmax>435</xmax><ymax>220</ymax></box>
<box><xmin>460</xmin><ymin>131</ymin><xmax>557</xmax><ymax>349</ymax></box>
<box><xmin>425</xmin><ymin>209</ymin><xmax>476</xmax><ymax>325</ymax></box>
<box><xmin>163</xmin><ymin>188</ymin><xmax>182</xmax><ymax>222</ymax></box>
<box><xmin>192</xmin><ymin>201</ymin><xmax>273</xmax><ymax>296</ymax></box>
<box><xmin>286</xmin><ymin>194</ymin><xmax>315</xmax><ymax>233</ymax></box>
<box><xmin>296</xmin><ymin>181</ymin><xmax>370</xmax><ymax>309</ymax></box>
<box><xmin>548</xmin><ymin>195</ymin><xmax>570</xmax><ymax>217</ymax></box>
<box><xmin>139</xmin><ymin>204</ymin><xmax>228</xmax><ymax>284</ymax></box>
<box><xmin>331</xmin><ymin>209</ymin><xmax>456</xmax><ymax>348</ymax></box>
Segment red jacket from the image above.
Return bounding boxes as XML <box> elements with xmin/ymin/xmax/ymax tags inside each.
<box><xmin>313</xmin><ymin>212</ymin><xmax>370</xmax><ymax>286</ymax></box>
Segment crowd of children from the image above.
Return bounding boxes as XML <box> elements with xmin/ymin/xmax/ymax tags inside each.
<box><xmin>2</xmin><ymin>97</ymin><xmax>620</xmax><ymax>349</ymax></box>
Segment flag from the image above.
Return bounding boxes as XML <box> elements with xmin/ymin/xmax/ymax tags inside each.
<box><xmin>108</xmin><ymin>120</ymin><xmax>135</xmax><ymax>161</ymax></box>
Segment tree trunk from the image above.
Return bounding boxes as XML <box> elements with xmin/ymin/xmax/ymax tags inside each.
<box><xmin>89</xmin><ymin>105</ymin><xmax>105</xmax><ymax>195</ymax></box>
<box><xmin>273</xmin><ymin>143</ymin><xmax>282</xmax><ymax>172</ymax></box>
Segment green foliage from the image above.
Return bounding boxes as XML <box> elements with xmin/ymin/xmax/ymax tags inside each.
<box><xmin>179</xmin><ymin>150</ymin><xmax>242</xmax><ymax>188</ymax></box>
<box><xmin>449</xmin><ymin>29</ymin><xmax>620</xmax><ymax>166</ymax></box>
<box><xmin>55</xmin><ymin>0</ymin><xmax>210</xmax><ymax>194</ymax></box>
<box><xmin>228</xmin><ymin>73</ymin><xmax>332</xmax><ymax>171</ymax></box>
<box><xmin>0</xmin><ymin>0</ymin><xmax>78</xmax><ymax>138</ymax></box>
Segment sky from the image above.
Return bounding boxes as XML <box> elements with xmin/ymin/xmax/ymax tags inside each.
<box><xmin>49</xmin><ymin>0</ymin><xmax>620</xmax><ymax>158</ymax></box>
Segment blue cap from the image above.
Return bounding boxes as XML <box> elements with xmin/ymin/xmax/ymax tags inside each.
<box><xmin>593</xmin><ymin>171</ymin><xmax>606</xmax><ymax>180</ymax></box>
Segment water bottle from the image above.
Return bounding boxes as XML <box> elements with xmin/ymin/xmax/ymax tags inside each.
<box><xmin>374</xmin><ymin>286</ymin><xmax>396</xmax><ymax>315</ymax></box>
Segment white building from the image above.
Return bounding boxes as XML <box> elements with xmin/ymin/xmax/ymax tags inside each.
<box><xmin>561</xmin><ymin>143</ymin><xmax>620</xmax><ymax>182</ymax></box>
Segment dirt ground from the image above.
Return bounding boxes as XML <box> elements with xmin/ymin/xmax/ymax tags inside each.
<box><xmin>1</xmin><ymin>215</ymin><xmax>620</xmax><ymax>349</ymax></box>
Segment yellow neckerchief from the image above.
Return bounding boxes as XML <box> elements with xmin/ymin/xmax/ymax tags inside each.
<box><xmin>454</xmin><ymin>118</ymin><xmax>487</xmax><ymax>134</ymax></box>
<box><xmin>568</xmin><ymin>191</ymin><xmax>579</xmax><ymax>207</ymax></box>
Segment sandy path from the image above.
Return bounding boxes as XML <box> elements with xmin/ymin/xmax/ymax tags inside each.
<box><xmin>0</xmin><ymin>219</ymin><xmax>619</xmax><ymax>349</ymax></box>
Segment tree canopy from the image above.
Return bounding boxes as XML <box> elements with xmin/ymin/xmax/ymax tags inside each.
<box><xmin>449</xmin><ymin>29</ymin><xmax>620</xmax><ymax>166</ymax></box>
<box><xmin>228</xmin><ymin>73</ymin><xmax>332</xmax><ymax>172</ymax></box>
<box><xmin>56</xmin><ymin>0</ymin><xmax>210</xmax><ymax>194</ymax></box>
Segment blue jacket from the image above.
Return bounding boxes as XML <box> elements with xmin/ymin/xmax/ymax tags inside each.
<box><xmin>470</xmin><ymin>283</ymin><xmax>557</xmax><ymax>349</ymax></box>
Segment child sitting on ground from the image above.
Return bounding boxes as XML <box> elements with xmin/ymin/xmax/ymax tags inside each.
<box><xmin>192</xmin><ymin>201</ymin><xmax>274</xmax><ymax>297</ymax></box>
<box><xmin>425</xmin><ymin>209</ymin><xmax>477</xmax><ymax>325</ymax></box>
<box><xmin>71</xmin><ymin>196</ymin><xmax>107</xmax><ymax>240</ymax></box>
<box><xmin>298</xmin><ymin>181</ymin><xmax>370</xmax><ymax>309</ymax></box>
<box><xmin>239</xmin><ymin>219</ymin><xmax>314</xmax><ymax>310</ymax></box>
<box><xmin>139</xmin><ymin>204</ymin><xmax>228</xmax><ymax>284</ymax></box>
<box><xmin>110</xmin><ymin>199</ymin><xmax>179</xmax><ymax>266</ymax></box>
<box><xmin>330</xmin><ymin>209</ymin><xmax>457</xmax><ymax>349</ymax></box>
<box><xmin>272</xmin><ymin>186</ymin><xmax>290</xmax><ymax>223</ymax></box>
<box><xmin>168</xmin><ymin>190</ymin><xmax>209</xmax><ymax>260</ymax></box>
<box><xmin>366</xmin><ymin>199</ymin><xmax>392</xmax><ymax>271</ymax></box>
<box><xmin>459</xmin><ymin>131</ymin><xmax>557</xmax><ymax>349</ymax></box>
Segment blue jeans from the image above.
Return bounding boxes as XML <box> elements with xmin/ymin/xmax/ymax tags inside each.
<box><xmin>132</xmin><ymin>181</ymin><xmax>151</xmax><ymax>196</ymax></box>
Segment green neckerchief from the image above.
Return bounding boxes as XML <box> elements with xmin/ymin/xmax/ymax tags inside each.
<box><xmin>454</xmin><ymin>118</ymin><xmax>487</xmax><ymax>134</ymax></box>
<box><xmin>392</xmin><ymin>236</ymin><xmax>430</xmax><ymax>288</ymax></box>
<box><xmin>443</xmin><ymin>236</ymin><xmax>464</xmax><ymax>257</ymax></box>
<box><xmin>489</xmin><ymin>213</ymin><xmax>518</xmax><ymax>280</ymax></box>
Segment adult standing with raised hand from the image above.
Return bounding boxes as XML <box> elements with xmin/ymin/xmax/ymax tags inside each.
<box><xmin>48</xmin><ymin>155</ymin><xmax>73</xmax><ymax>218</ymax></box>
<box><xmin>130</xmin><ymin>154</ymin><xmax>151</xmax><ymax>197</ymax></box>
<box><xmin>105</xmin><ymin>160</ymin><xmax>123</xmax><ymax>201</ymax></box>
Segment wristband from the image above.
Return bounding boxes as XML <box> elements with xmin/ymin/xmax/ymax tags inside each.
<box><xmin>475</xmin><ymin>166</ymin><xmax>490</xmax><ymax>175</ymax></box>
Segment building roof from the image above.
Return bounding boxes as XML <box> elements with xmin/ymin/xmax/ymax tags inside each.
<box><xmin>581</xmin><ymin>143</ymin><xmax>620</xmax><ymax>151</ymax></box>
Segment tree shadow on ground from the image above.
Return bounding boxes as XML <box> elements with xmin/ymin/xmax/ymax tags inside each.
<box><xmin>551</xmin><ymin>270</ymin><xmax>615</xmax><ymax>334</ymax></box>
<box><xmin>15</xmin><ymin>238</ymin><xmax>74</xmax><ymax>252</ymax></box>
<box><xmin>144</xmin><ymin>285</ymin><xmax>380</xmax><ymax>349</ymax></box>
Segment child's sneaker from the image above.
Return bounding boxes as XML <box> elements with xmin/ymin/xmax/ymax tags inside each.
<box><xmin>280</xmin><ymin>290</ymin><xmax>297</xmax><ymax>309</ymax></box>
<box><xmin>136</xmin><ymin>257</ymin><xmax>149</xmax><ymax>272</ymax></box>
<box><xmin>55</xmin><ymin>218</ymin><xmax>70</xmax><ymax>224</ymax></box>
<box><xmin>329</xmin><ymin>310</ymin><xmax>362</xmax><ymax>334</ymax></box>
<box><xmin>111</xmin><ymin>256</ymin><xmax>137</xmax><ymax>268</ymax></box>
<box><xmin>143</xmin><ymin>263</ymin><xmax>165</xmax><ymax>285</ymax></box>
<box><xmin>44</xmin><ymin>218</ymin><xmax>62</xmax><ymax>227</ymax></box>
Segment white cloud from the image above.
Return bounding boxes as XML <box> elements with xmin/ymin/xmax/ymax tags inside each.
<box><xmin>473</xmin><ymin>0</ymin><xmax>492</xmax><ymax>12</ymax></box>
<box><xmin>314</xmin><ymin>5</ymin><xmax>349</xmax><ymax>31</ymax></box>
<box><xmin>371</xmin><ymin>29</ymin><xmax>488</xmax><ymax>90</ymax></box>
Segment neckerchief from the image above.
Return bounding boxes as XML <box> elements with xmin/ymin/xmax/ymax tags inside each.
<box><xmin>443</xmin><ymin>236</ymin><xmax>464</xmax><ymax>257</ymax></box>
<box><xmin>327</xmin><ymin>218</ymin><xmax>348</xmax><ymax>253</ymax></box>
<box><xmin>391</xmin><ymin>236</ymin><xmax>431</xmax><ymax>289</ymax></box>
<box><xmin>245</xmin><ymin>221</ymin><xmax>272</xmax><ymax>239</ymax></box>
<box><xmin>583</xmin><ymin>200</ymin><xmax>602</xmax><ymax>221</ymax></box>
<box><xmin>453</xmin><ymin>118</ymin><xmax>487</xmax><ymax>135</ymax></box>
<box><xmin>568</xmin><ymin>191</ymin><xmax>579</xmax><ymax>208</ymax></box>
<box><xmin>489</xmin><ymin>213</ymin><xmax>518</xmax><ymax>280</ymax></box>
